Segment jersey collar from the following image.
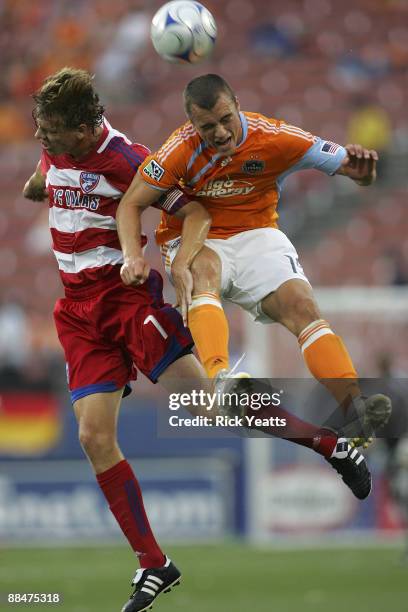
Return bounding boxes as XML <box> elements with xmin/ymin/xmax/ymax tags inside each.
<box><xmin>237</xmin><ymin>112</ymin><xmax>248</xmax><ymax>148</ymax></box>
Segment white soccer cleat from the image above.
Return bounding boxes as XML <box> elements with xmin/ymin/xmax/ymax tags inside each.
<box><xmin>213</xmin><ymin>354</ymin><xmax>252</xmax><ymax>417</ymax></box>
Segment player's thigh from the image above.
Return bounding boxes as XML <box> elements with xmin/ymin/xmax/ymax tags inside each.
<box><xmin>161</xmin><ymin>238</ymin><xmax>230</xmax><ymax>295</ymax></box>
<box><xmin>121</xmin><ymin>297</ymin><xmax>194</xmax><ymax>383</ymax></box>
<box><xmin>190</xmin><ymin>246</ymin><xmax>222</xmax><ymax>294</ymax></box>
<box><xmin>226</xmin><ymin>228</ymin><xmax>312</xmax><ymax>323</ymax></box>
<box><xmin>159</xmin><ymin>352</ymin><xmax>208</xmax><ymax>390</ymax></box>
<box><xmin>159</xmin><ymin>354</ymin><xmax>213</xmax><ymax>416</ymax></box>
<box><xmin>54</xmin><ymin>298</ymin><xmax>134</xmax><ymax>403</ymax></box>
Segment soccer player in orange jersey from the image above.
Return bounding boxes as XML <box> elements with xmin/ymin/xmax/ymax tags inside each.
<box><xmin>117</xmin><ymin>73</ymin><xmax>391</xmax><ymax>449</ymax></box>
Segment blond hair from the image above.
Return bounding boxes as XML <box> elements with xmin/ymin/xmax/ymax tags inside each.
<box><xmin>33</xmin><ymin>67</ymin><xmax>104</xmax><ymax>130</ymax></box>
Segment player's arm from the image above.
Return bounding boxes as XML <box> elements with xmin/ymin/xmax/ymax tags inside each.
<box><xmin>171</xmin><ymin>201</ymin><xmax>211</xmax><ymax>324</ymax></box>
<box><xmin>117</xmin><ymin>172</ymin><xmax>211</xmax><ymax>307</ymax></box>
<box><xmin>335</xmin><ymin>144</ymin><xmax>378</xmax><ymax>186</ymax></box>
<box><xmin>22</xmin><ymin>161</ymin><xmax>48</xmax><ymax>201</ymax></box>
<box><xmin>116</xmin><ymin>173</ymin><xmax>156</xmax><ymax>286</ymax></box>
<box><xmin>276</xmin><ymin>132</ymin><xmax>378</xmax><ymax>188</ymax></box>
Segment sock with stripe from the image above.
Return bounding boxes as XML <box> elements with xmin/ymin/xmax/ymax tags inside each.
<box><xmin>188</xmin><ymin>293</ymin><xmax>229</xmax><ymax>378</ymax></box>
<box><xmin>298</xmin><ymin>319</ymin><xmax>360</xmax><ymax>407</ymax></box>
<box><xmin>246</xmin><ymin>404</ymin><xmax>337</xmax><ymax>458</ymax></box>
<box><xmin>96</xmin><ymin>459</ymin><xmax>165</xmax><ymax>569</ymax></box>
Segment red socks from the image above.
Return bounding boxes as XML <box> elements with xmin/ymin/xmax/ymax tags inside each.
<box><xmin>97</xmin><ymin>460</ymin><xmax>165</xmax><ymax>568</ymax></box>
<box><xmin>247</xmin><ymin>404</ymin><xmax>337</xmax><ymax>458</ymax></box>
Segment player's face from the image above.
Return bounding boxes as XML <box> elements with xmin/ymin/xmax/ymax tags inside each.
<box><xmin>189</xmin><ymin>93</ymin><xmax>242</xmax><ymax>155</ymax></box>
<box><xmin>34</xmin><ymin>115</ymin><xmax>85</xmax><ymax>157</ymax></box>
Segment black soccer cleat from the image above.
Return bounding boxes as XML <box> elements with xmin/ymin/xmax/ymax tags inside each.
<box><xmin>121</xmin><ymin>556</ymin><xmax>181</xmax><ymax>612</ymax></box>
<box><xmin>326</xmin><ymin>438</ymin><xmax>372</xmax><ymax>500</ymax></box>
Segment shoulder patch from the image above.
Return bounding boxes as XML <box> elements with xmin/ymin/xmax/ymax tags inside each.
<box><xmin>321</xmin><ymin>141</ymin><xmax>340</xmax><ymax>155</ymax></box>
<box><xmin>143</xmin><ymin>159</ymin><xmax>165</xmax><ymax>182</ymax></box>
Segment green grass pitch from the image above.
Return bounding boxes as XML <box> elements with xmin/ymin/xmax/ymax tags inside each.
<box><xmin>1</xmin><ymin>543</ymin><xmax>406</xmax><ymax>611</ymax></box>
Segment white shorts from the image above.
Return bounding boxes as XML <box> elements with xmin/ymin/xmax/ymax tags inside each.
<box><xmin>161</xmin><ymin>227</ymin><xmax>311</xmax><ymax>324</ymax></box>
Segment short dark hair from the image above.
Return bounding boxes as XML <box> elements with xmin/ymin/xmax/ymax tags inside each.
<box><xmin>183</xmin><ymin>74</ymin><xmax>236</xmax><ymax>117</ymax></box>
<box><xmin>32</xmin><ymin>67</ymin><xmax>105</xmax><ymax>130</ymax></box>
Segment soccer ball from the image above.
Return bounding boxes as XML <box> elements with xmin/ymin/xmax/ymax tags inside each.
<box><xmin>151</xmin><ymin>1</ymin><xmax>217</xmax><ymax>64</ymax></box>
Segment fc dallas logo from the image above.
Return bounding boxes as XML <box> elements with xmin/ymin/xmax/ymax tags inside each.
<box><xmin>80</xmin><ymin>172</ymin><xmax>100</xmax><ymax>193</ymax></box>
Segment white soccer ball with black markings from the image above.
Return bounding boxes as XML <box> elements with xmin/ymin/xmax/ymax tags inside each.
<box><xmin>151</xmin><ymin>1</ymin><xmax>217</xmax><ymax>64</ymax></box>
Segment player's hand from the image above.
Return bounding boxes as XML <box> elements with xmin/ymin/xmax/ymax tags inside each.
<box><xmin>23</xmin><ymin>164</ymin><xmax>49</xmax><ymax>202</ymax></box>
<box><xmin>23</xmin><ymin>180</ymin><xmax>49</xmax><ymax>201</ymax></box>
<box><xmin>29</xmin><ymin>186</ymin><xmax>49</xmax><ymax>201</ymax></box>
<box><xmin>120</xmin><ymin>255</ymin><xmax>150</xmax><ymax>286</ymax></box>
<box><xmin>171</xmin><ymin>261</ymin><xmax>193</xmax><ymax>326</ymax></box>
<box><xmin>340</xmin><ymin>144</ymin><xmax>379</xmax><ymax>185</ymax></box>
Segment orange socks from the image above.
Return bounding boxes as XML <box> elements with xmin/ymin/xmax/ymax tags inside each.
<box><xmin>188</xmin><ymin>293</ymin><xmax>229</xmax><ymax>378</ymax></box>
<box><xmin>298</xmin><ymin>319</ymin><xmax>360</xmax><ymax>405</ymax></box>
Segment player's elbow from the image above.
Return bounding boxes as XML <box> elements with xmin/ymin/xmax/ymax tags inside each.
<box><xmin>119</xmin><ymin>189</ymin><xmax>152</xmax><ymax>213</ymax></box>
<box><xmin>188</xmin><ymin>206</ymin><xmax>212</xmax><ymax>236</ymax></box>
<box><xmin>197</xmin><ymin>206</ymin><xmax>211</xmax><ymax>228</ymax></box>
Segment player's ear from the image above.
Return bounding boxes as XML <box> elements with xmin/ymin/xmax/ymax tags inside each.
<box><xmin>76</xmin><ymin>124</ymin><xmax>88</xmax><ymax>139</ymax></box>
<box><xmin>235</xmin><ymin>97</ymin><xmax>240</xmax><ymax>111</ymax></box>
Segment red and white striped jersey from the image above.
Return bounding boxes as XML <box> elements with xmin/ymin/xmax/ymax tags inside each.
<box><xmin>41</xmin><ymin>119</ymin><xmax>188</xmax><ymax>298</ymax></box>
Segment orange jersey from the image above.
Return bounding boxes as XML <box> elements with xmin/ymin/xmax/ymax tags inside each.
<box><xmin>139</xmin><ymin>112</ymin><xmax>317</xmax><ymax>244</ymax></box>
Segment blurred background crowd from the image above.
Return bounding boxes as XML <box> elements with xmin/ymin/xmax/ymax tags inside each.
<box><xmin>0</xmin><ymin>0</ymin><xmax>408</xmax><ymax>387</ymax></box>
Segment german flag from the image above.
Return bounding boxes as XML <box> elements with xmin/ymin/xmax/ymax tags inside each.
<box><xmin>0</xmin><ymin>392</ymin><xmax>61</xmax><ymax>456</ymax></box>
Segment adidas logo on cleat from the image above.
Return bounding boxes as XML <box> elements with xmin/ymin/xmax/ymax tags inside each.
<box><xmin>121</xmin><ymin>556</ymin><xmax>181</xmax><ymax>612</ymax></box>
<box><xmin>326</xmin><ymin>438</ymin><xmax>372</xmax><ymax>500</ymax></box>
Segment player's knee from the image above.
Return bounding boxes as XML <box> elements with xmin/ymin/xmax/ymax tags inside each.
<box><xmin>293</xmin><ymin>296</ymin><xmax>320</xmax><ymax>325</ymax></box>
<box><xmin>78</xmin><ymin>427</ymin><xmax>116</xmax><ymax>461</ymax></box>
<box><xmin>283</xmin><ymin>295</ymin><xmax>320</xmax><ymax>333</ymax></box>
<box><xmin>190</xmin><ymin>252</ymin><xmax>220</xmax><ymax>287</ymax></box>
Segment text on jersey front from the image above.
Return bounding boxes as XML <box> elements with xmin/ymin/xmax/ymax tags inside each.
<box><xmin>196</xmin><ymin>179</ymin><xmax>255</xmax><ymax>198</ymax></box>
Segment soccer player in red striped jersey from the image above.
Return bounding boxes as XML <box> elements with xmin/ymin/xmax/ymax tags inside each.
<box><xmin>23</xmin><ymin>67</ymin><xmax>213</xmax><ymax>612</ymax></box>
